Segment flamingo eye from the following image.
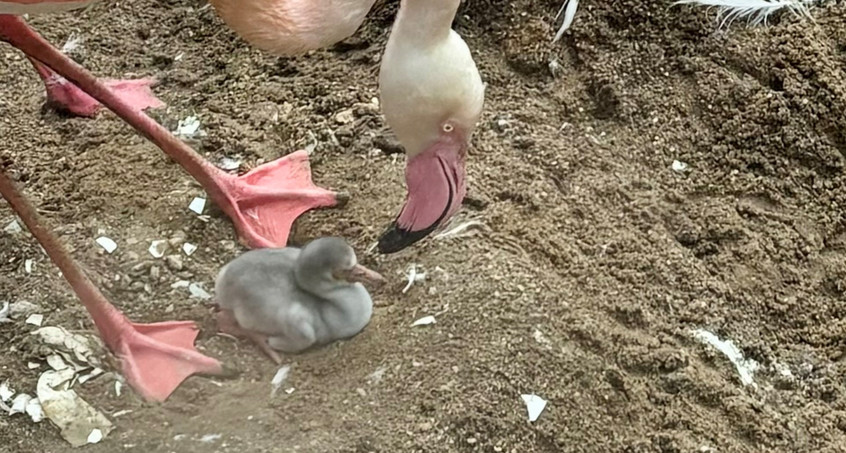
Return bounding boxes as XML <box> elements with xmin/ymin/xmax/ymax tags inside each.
<box><xmin>443</xmin><ymin>123</ymin><xmax>454</xmax><ymax>133</ymax></box>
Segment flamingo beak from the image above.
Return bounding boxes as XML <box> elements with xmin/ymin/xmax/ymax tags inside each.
<box><xmin>377</xmin><ymin>142</ymin><xmax>466</xmax><ymax>254</ymax></box>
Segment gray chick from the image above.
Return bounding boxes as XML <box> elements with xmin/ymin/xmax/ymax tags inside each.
<box><xmin>214</xmin><ymin>237</ymin><xmax>385</xmax><ymax>364</ymax></box>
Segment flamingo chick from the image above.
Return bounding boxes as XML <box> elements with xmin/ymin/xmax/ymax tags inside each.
<box><xmin>214</xmin><ymin>237</ymin><xmax>385</xmax><ymax>364</ymax></box>
<box><xmin>209</xmin><ymin>0</ymin><xmax>378</xmax><ymax>55</ymax></box>
<box><xmin>377</xmin><ymin>0</ymin><xmax>485</xmax><ymax>253</ymax></box>
<box><xmin>0</xmin><ymin>1</ymin><xmax>163</xmax><ymax>117</ymax></box>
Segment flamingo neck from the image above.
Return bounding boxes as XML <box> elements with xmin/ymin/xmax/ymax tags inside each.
<box><xmin>394</xmin><ymin>0</ymin><xmax>461</xmax><ymax>46</ymax></box>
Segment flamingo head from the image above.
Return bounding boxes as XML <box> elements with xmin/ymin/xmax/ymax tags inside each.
<box><xmin>374</xmin><ymin>0</ymin><xmax>485</xmax><ymax>254</ymax></box>
<box><xmin>376</xmin><ymin>42</ymin><xmax>484</xmax><ymax>253</ymax></box>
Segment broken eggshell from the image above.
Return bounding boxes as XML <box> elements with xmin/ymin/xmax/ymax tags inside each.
<box><xmin>3</xmin><ymin>219</ymin><xmax>22</xmax><ymax>234</ymax></box>
<box><xmin>37</xmin><ymin>369</ymin><xmax>114</xmax><ymax>447</ymax></box>
<box><xmin>25</xmin><ymin>313</ymin><xmax>44</xmax><ymax>326</ymax></box>
<box><xmin>521</xmin><ymin>394</ymin><xmax>548</xmax><ymax>423</ymax></box>
<box><xmin>174</xmin><ymin>116</ymin><xmax>206</xmax><ymax>139</ymax></box>
<box><xmin>0</xmin><ymin>381</ymin><xmax>14</xmax><ymax>402</ymax></box>
<box><xmin>402</xmin><ymin>264</ymin><xmax>426</xmax><ymax>294</ymax></box>
<box><xmin>188</xmin><ymin>283</ymin><xmax>212</xmax><ymax>300</ymax></box>
<box><xmin>0</xmin><ymin>302</ymin><xmax>9</xmax><ymax>323</ymax></box>
<box><xmin>188</xmin><ymin>197</ymin><xmax>206</xmax><ymax>215</ymax></box>
<box><xmin>95</xmin><ymin>237</ymin><xmax>118</xmax><ymax>254</ymax></box>
<box><xmin>182</xmin><ymin>243</ymin><xmax>198</xmax><ymax>256</ymax></box>
<box><xmin>32</xmin><ymin>326</ymin><xmax>103</xmax><ymax>369</ymax></box>
<box><xmin>693</xmin><ymin>329</ymin><xmax>759</xmax><ymax>387</ymax></box>
<box><xmin>9</xmin><ymin>393</ymin><xmax>32</xmax><ymax>416</ymax></box>
<box><xmin>411</xmin><ymin>315</ymin><xmax>436</xmax><ymax>327</ymax></box>
<box><xmin>26</xmin><ymin>397</ymin><xmax>45</xmax><ymax>422</ymax></box>
<box><xmin>270</xmin><ymin>365</ymin><xmax>291</xmax><ymax>398</ymax></box>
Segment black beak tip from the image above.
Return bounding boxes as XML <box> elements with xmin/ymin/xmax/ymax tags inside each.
<box><xmin>376</xmin><ymin>221</ymin><xmax>438</xmax><ymax>254</ymax></box>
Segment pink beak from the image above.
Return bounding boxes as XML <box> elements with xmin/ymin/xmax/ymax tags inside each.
<box><xmin>377</xmin><ymin>141</ymin><xmax>466</xmax><ymax>254</ymax></box>
<box><xmin>341</xmin><ymin>264</ymin><xmax>386</xmax><ymax>287</ymax></box>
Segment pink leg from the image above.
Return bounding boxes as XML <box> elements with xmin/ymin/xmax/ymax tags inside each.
<box><xmin>0</xmin><ymin>15</ymin><xmax>346</xmax><ymax>248</ymax></box>
<box><xmin>0</xmin><ymin>168</ymin><xmax>228</xmax><ymax>402</ymax></box>
<box><xmin>216</xmin><ymin>309</ymin><xmax>283</xmax><ymax>364</ymax></box>
<box><xmin>27</xmin><ymin>57</ymin><xmax>163</xmax><ymax>118</ymax></box>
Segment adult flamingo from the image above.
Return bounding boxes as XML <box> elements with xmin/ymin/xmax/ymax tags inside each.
<box><xmin>0</xmin><ymin>2</ymin><xmax>346</xmax><ymax>401</ymax></box>
<box><xmin>209</xmin><ymin>0</ymin><xmax>486</xmax><ymax>253</ymax></box>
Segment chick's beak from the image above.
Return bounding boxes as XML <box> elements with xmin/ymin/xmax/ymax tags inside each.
<box><xmin>341</xmin><ymin>264</ymin><xmax>386</xmax><ymax>288</ymax></box>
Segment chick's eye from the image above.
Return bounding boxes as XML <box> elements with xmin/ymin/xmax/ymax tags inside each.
<box><xmin>443</xmin><ymin>123</ymin><xmax>454</xmax><ymax>133</ymax></box>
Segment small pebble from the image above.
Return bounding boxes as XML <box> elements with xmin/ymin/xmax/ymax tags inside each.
<box><xmin>169</xmin><ymin>231</ymin><xmax>187</xmax><ymax>247</ymax></box>
<box><xmin>149</xmin><ymin>240</ymin><xmax>168</xmax><ymax>258</ymax></box>
<box><xmin>165</xmin><ymin>255</ymin><xmax>184</xmax><ymax>271</ymax></box>
<box><xmin>335</xmin><ymin>109</ymin><xmax>354</xmax><ymax>124</ymax></box>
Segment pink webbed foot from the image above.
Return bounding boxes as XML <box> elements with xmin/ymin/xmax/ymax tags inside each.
<box><xmin>0</xmin><ymin>164</ymin><xmax>228</xmax><ymax>403</ymax></box>
<box><xmin>216</xmin><ymin>309</ymin><xmax>283</xmax><ymax>364</ymax></box>
<box><xmin>29</xmin><ymin>58</ymin><xmax>164</xmax><ymax>118</ymax></box>
<box><xmin>211</xmin><ymin>150</ymin><xmax>349</xmax><ymax>249</ymax></box>
<box><xmin>115</xmin><ymin>321</ymin><xmax>228</xmax><ymax>402</ymax></box>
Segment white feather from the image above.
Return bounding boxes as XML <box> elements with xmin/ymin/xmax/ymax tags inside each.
<box><xmin>673</xmin><ymin>0</ymin><xmax>817</xmax><ymax>29</ymax></box>
<box><xmin>553</xmin><ymin>0</ymin><xmax>579</xmax><ymax>42</ymax></box>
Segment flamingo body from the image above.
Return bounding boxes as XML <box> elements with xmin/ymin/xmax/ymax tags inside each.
<box><xmin>214</xmin><ymin>238</ymin><xmax>384</xmax><ymax>363</ymax></box>
<box><xmin>209</xmin><ymin>0</ymin><xmax>377</xmax><ymax>55</ymax></box>
<box><xmin>0</xmin><ymin>0</ymin><xmax>96</xmax><ymax>15</ymax></box>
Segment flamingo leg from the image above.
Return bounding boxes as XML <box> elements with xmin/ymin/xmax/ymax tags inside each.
<box><xmin>0</xmin><ymin>15</ymin><xmax>347</xmax><ymax>248</ymax></box>
<box><xmin>215</xmin><ymin>309</ymin><xmax>283</xmax><ymax>364</ymax></box>
<box><xmin>0</xmin><ymin>166</ymin><xmax>229</xmax><ymax>402</ymax></box>
<box><xmin>26</xmin><ymin>56</ymin><xmax>163</xmax><ymax>117</ymax></box>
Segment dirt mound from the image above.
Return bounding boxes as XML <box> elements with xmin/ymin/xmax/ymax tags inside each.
<box><xmin>1</xmin><ymin>0</ymin><xmax>845</xmax><ymax>451</ymax></box>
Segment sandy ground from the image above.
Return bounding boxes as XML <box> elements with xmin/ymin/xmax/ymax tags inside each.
<box><xmin>2</xmin><ymin>0</ymin><xmax>846</xmax><ymax>452</ymax></box>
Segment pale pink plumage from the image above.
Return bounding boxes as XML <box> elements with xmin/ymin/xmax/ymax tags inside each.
<box><xmin>209</xmin><ymin>0</ymin><xmax>377</xmax><ymax>55</ymax></box>
<box><xmin>0</xmin><ymin>0</ymin><xmax>95</xmax><ymax>15</ymax></box>
<box><xmin>376</xmin><ymin>0</ymin><xmax>485</xmax><ymax>253</ymax></box>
